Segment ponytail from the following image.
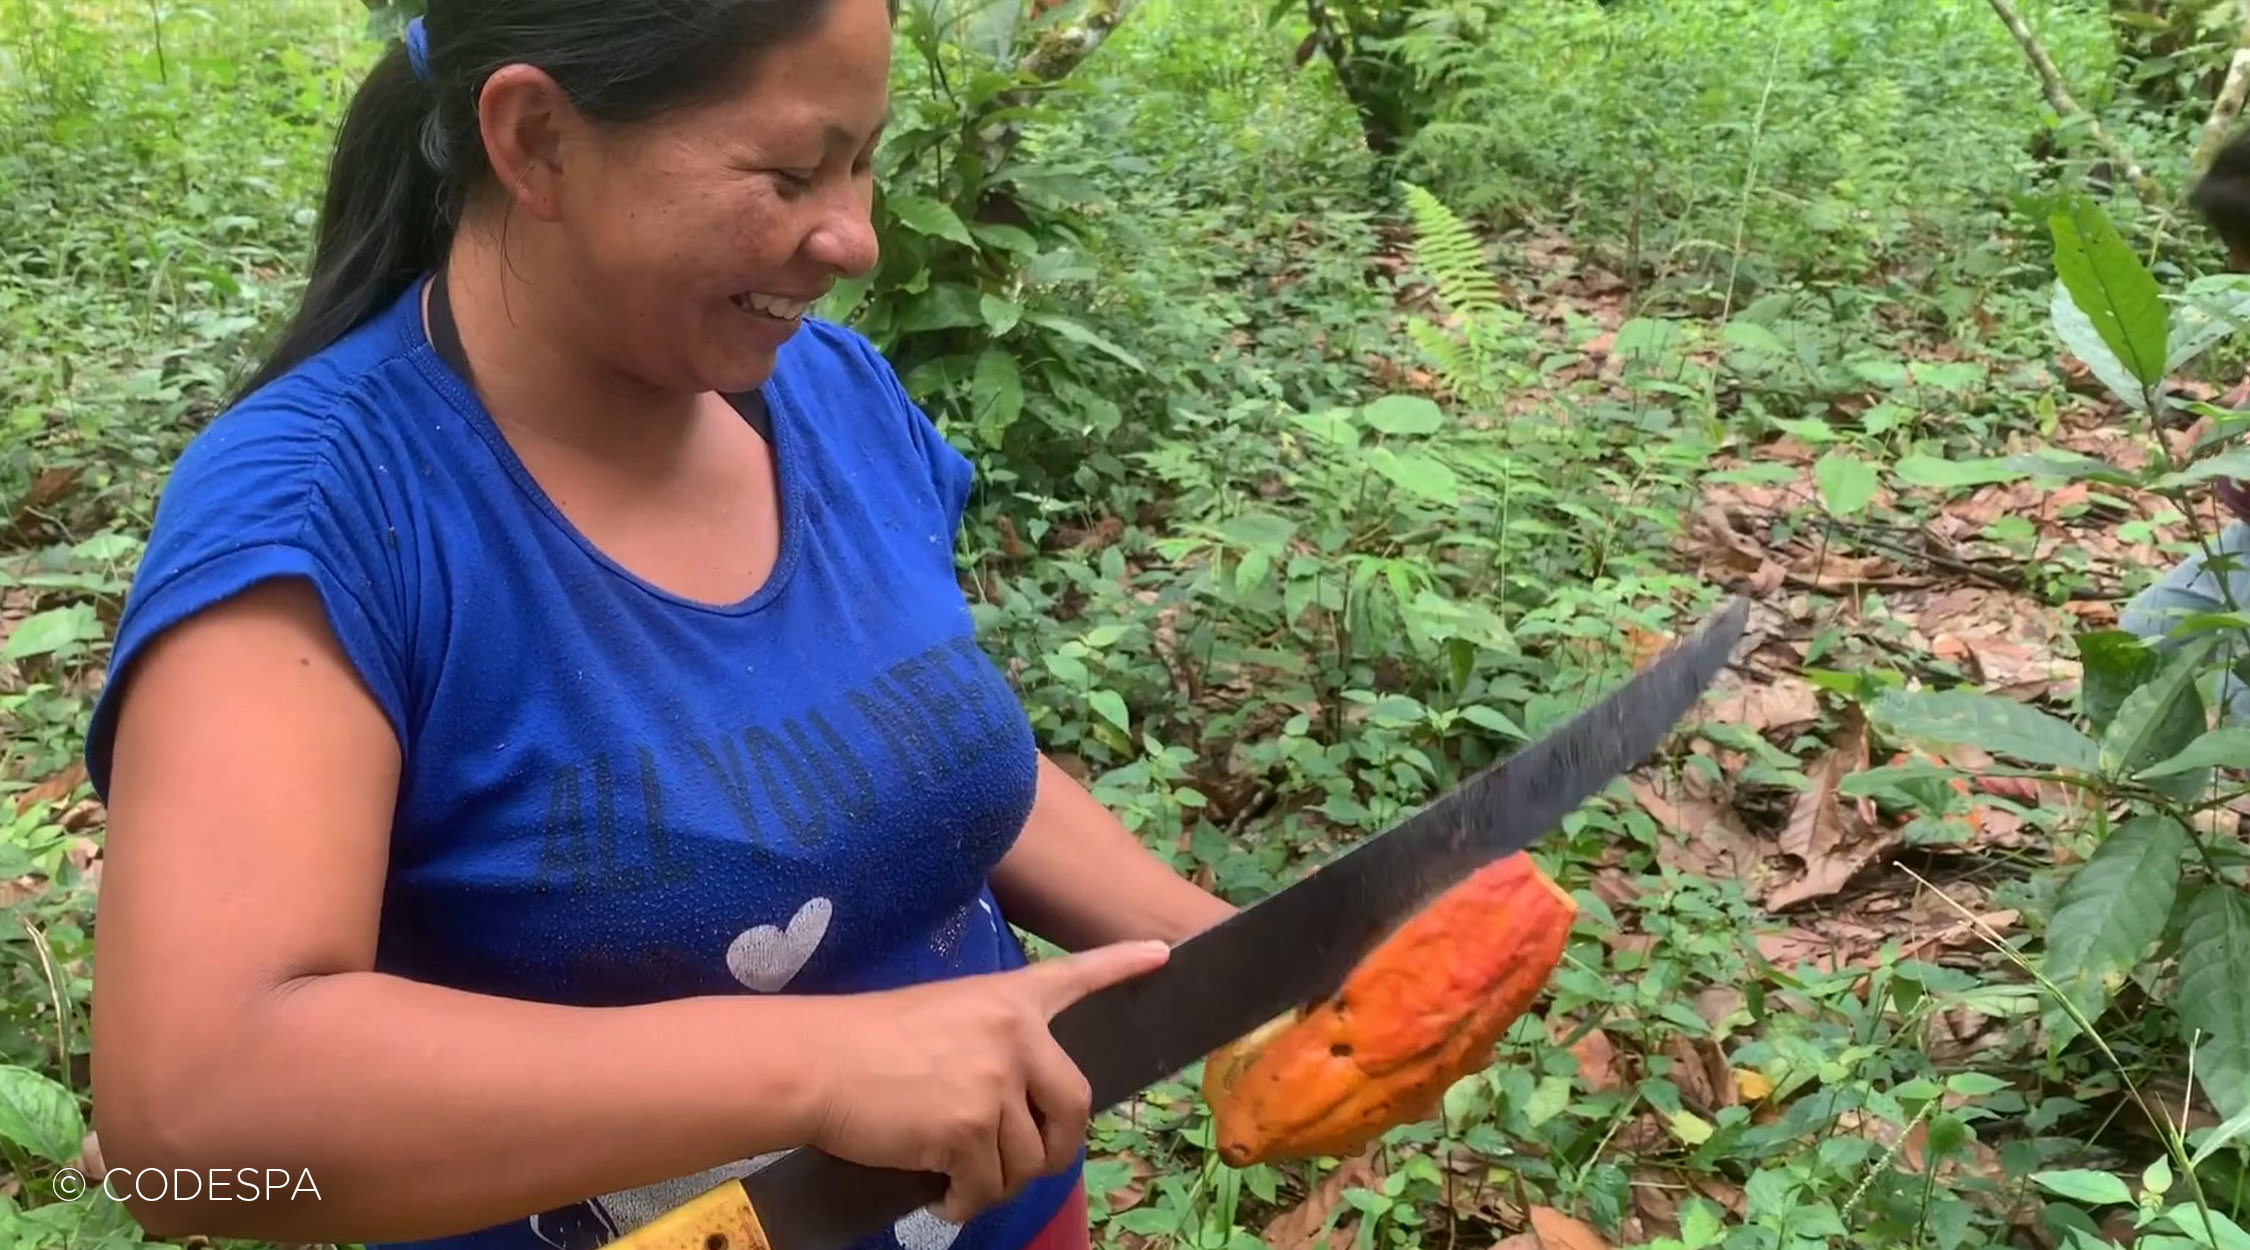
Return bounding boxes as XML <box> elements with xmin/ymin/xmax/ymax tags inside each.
<box><xmin>232</xmin><ymin>32</ymin><xmax>453</xmax><ymax>404</ymax></box>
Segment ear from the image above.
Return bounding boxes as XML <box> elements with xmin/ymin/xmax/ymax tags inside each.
<box><xmin>474</xmin><ymin>64</ymin><xmax>583</xmax><ymax>223</ymax></box>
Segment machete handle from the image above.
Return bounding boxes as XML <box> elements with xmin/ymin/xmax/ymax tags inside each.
<box><xmin>598</xmin><ymin>1177</ymin><xmax>776</xmax><ymax>1250</ymax></box>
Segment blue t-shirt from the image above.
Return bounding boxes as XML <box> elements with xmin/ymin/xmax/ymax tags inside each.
<box><xmin>82</xmin><ymin>277</ymin><xmax>1081</xmax><ymax>1250</ymax></box>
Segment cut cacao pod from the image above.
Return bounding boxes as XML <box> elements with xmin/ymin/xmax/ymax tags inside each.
<box><xmin>1200</xmin><ymin>851</ymin><xmax>1576</xmax><ymax>1167</ymax></box>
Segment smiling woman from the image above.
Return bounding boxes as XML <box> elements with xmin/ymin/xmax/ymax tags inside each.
<box><xmin>78</xmin><ymin>3</ymin><xmax>1234</xmax><ymax>1250</ymax></box>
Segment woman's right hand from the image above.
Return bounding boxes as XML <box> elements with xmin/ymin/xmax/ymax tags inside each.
<box><xmin>803</xmin><ymin>939</ymin><xmax>1172</xmax><ymax>1223</ymax></box>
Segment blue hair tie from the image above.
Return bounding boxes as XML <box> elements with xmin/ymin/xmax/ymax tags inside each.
<box><xmin>405</xmin><ymin>15</ymin><xmax>431</xmax><ymax>81</ymax></box>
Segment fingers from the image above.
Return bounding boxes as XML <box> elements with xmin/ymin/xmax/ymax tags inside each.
<box><xmin>1023</xmin><ymin>1030</ymin><xmax>1093</xmax><ymax>1174</ymax></box>
<box><xmin>1019</xmin><ymin>939</ymin><xmax>1172</xmax><ymax>1016</ymax></box>
<box><xmin>939</xmin><ymin>1118</ymin><xmax>1006</xmax><ymax>1226</ymax></box>
<box><xmin>997</xmin><ymin>1092</ymin><xmax>1049</xmax><ymax>1196</ymax></box>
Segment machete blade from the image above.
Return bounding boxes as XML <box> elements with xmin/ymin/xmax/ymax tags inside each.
<box><xmin>616</xmin><ymin>595</ymin><xmax>1748</xmax><ymax>1250</ymax></box>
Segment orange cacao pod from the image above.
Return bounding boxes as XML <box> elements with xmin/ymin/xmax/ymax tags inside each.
<box><xmin>1200</xmin><ymin>851</ymin><xmax>1576</xmax><ymax>1166</ymax></box>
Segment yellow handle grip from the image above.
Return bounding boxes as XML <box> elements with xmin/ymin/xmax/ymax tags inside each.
<box><xmin>600</xmin><ymin>1178</ymin><xmax>772</xmax><ymax>1250</ymax></box>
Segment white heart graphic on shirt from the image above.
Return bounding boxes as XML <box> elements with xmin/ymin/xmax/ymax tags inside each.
<box><xmin>895</xmin><ymin>1207</ymin><xmax>962</xmax><ymax>1250</ymax></box>
<box><xmin>726</xmin><ymin>897</ymin><xmax>833</xmax><ymax>992</ymax></box>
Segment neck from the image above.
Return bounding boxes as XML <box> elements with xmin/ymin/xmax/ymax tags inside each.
<box><xmin>433</xmin><ymin>224</ymin><xmax>704</xmax><ymax>463</ymax></box>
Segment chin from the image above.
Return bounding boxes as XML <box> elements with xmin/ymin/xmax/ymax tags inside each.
<box><xmin>698</xmin><ymin>349</ymin><xmax>782</xmax><ymax>396</ymax></box>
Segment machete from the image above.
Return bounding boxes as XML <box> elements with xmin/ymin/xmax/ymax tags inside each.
<box><xmin>593</xmin><ymin>595</ymin><xmax>1749</xmax><ymax>1250</ymax></box>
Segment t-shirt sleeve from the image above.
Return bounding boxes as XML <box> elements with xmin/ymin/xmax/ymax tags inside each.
<box><xmin>82</xmin><ymin>392</ymin><xmax>413</xmax><ymax>799</ymax></box>
<box><xmin>844</xmin><ymin>330</ymin><xmax>975</xmax><ymax>539</ymax></box>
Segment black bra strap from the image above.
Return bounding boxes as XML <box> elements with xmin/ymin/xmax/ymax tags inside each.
<box><xmin>423</xmin><ymin>265</ymin><xmax>772</xmax><ymax>443</ymax></box>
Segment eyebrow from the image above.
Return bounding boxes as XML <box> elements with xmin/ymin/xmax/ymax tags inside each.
<box><xmin>832</xmin><ymin>109</ymin><xmax>891</xmax><ymax>149</ymax></box>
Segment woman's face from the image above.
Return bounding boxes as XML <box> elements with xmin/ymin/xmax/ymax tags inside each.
<box><xmin>511</xmin><ymin>0</ymin><xmax>894</xmax><ymax>398</ymax></box>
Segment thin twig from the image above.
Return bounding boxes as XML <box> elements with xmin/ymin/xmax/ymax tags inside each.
<box><xmin>1984</xmin><ymin>0</ymin><xmax>2164</xmax><ymax>203</ymax></box>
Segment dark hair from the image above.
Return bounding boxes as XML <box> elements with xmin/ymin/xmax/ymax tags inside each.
<box><xmin>2191</xmin><ymin>127</ymin><xmax>2250</xmax><ymax>263</ymax></box>
<box><xmin>232</xmin><ymin>0</ymin><xmax>894</xmax><ymax>403</ymax></box>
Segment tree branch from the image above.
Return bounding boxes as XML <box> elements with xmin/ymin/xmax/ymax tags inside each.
<box><xmin>2194</xmin><ymin>3</ymin><xmax>2250</xmax><ymax>173</ymax></box>
<box><xmin>1985</xmin><ymin>0</ymin><xmax>2164</xmax><ymax>203</ymax></box>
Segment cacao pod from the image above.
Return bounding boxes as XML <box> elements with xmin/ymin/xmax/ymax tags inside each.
<box><xmin>1200</xmin><ymin>851</ymin><xmax>1576</xmax><ymax>1167</ymax></box>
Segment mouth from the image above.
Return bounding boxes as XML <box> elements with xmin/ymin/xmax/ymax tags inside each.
<box><xmin>731</xmin><ymin>291</ymin><xmax>816</xmax><ymax>322</ymax></box>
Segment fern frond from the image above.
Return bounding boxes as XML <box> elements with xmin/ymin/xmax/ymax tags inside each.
<box><xmin>1405</xmin><ymin>319</ymin><xmax>1484</xmax><ymax>405</ymax></box>
<box><xmin>1398</xmin><ymin>180</ymin><xmax>1505</xmax><ymax>318</ymax></box>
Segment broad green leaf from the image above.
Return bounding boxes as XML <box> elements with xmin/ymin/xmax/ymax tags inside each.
<box><xmin>2144</xmin><ymin>1155</ymin><xmax>2175</xmax><ymax>1201</ymax></box>
<box><xmin>969</xmin><ymin>348</ymin><xmax>1024</xmax><ymax>447</ymax></box>
<box><xmin>2050</xmin><ymin>196</ymin><xmax>2170</xmax><ymax>392</ymax></box>
<box><xmin>2051</xmin><ymin>283</ymin><xmax>2149</xmax><ymax>412</ymax></box>
<box><xmin>2077</xmin><ymin>629</ymin><xmax>2162</xmax><ymax>737</ymax></box>
<box><xmin>1945</xmin><ymin>1071</ymin><xmax>2012</xmax><ymax>1096</ymax></box>
<box><xmin>2177</xmin><ymin>884</ymin><xmax>2250</xmax><ymax>1121</ymax></box>
<box><xmin>1368</xmin><ymin>447</ymin><xmax>1461</xmax><ymax>504</ymax></box>
<box><xmin>1359</xmin><ymin>394</ymin><xmax>1445</xmax><ymax>436</ymax></box>
<box><xmin>1044</xmin><ymin>652</ymin><xmax>1089</xmax><ymax>685</ymax></box>
<box><xmin>2140</xmin><ymin>727</ymin><xmax>2250</xmax><ymax>780</ymax></box>
<box><xmin>0</xmin><ymin>1065</ymin><xmax>81</xmax><ymax>1164</ymax></box>
<box><xmin>1216</xmin><ymin>511</ymin><xmax>1296</xmax><ymax>549</ymax></box>
<box><xmin>1721</xmin><ymin>319</ymin><xmax>1790</xmax><ymax>354</ymax></box>
<box><xmin>1869</xmin><ymin>688</ymin><xmax>2099</xmax><ymax>773</ymax></box>
<box><xmin>2004</xmin><ymin>446</ymin><xmax>2144</xmax><ymax>489</ymax></box>
<box><xmin>2033</xmin><ymin>1168</ymin><xmax>2134</xmax><ymax>1206</ymax></box>
<box><xmin>884</xmin><ymin>192</ymin><xmax>976</xmax><ymax>246</ymax></box>
<box><xmin>1892</xmin><ymin>454</ymin><xmax>2029</xmax><ymax>490</ymax></box>
<box><xmin>979</xmin><ymin>292</ymin><xmax>1023</xmax><ymax>337</ymax></box>
<box><xmin>2099</xmin><ymin>644</ymin><xmax>2210</xmax><ymax>799</ymax></box>
<box><xmin>2191</xmin><ymin>1099</ymin><xmax>2250</xmax><ymax>1167</ymax></box>
<box><xmin>1460</xmin><ymin>703</ymin><xmax>1527</xmax><ymax>740</ymax></box>
<box><xmin>2166</xmin><ymin>1205</ymin><xmax>2250</xmax><ymax>1250</ymax></box>
<box><xmin>1814</xmin><ymin>450</ymin><xmax>1879</xmax><ymax>516</ymax></box>
<box><xmin>0</xmin><ymin>605</ymin><xmax>100</xmax><ymax>662</ymax></box>
<box><xmin>2039</xmin><ymin>814</ymin><xmax>2189</xmax><ymax>1043</ymax></box>
<box><xmin>1235</xmin><ymin>547</ymin><xmax>1272</xmax><ymax>594</ymax></box>
<box><xmin>1289</xmin><ymin>407</ymin><xmax>1361</xmax><ymax>447</ymax></box>
<box><xmin>895</xmin><ymin>282</ymin><xmax>988</xmax><ymax>335</ymax></box>
<box><xmin>1087</xmin><ymin>690</ymin><xmax>1131</xmax><ymax>733</ymax></box>
<box><xmin>1523</xmin><ymin>1073</ymin><xmax>1572</xmax><ymax>1127</ymax></box>
<box><xmin>2167</xmin><ymin>274</ymin><xmax>2250</xmax><ymax>372</ymax></box>
<box><xmin>2152</xmin><ymin>446</ymin><xmax>2250</xmax><ymax>492</ymax></box>
<box><xmin>1022</xmin><ymin>312</ymin><xmax>1150</xmax><ymax>374</ymax></box>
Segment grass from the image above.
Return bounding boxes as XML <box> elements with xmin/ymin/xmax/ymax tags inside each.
<box><xmin>5</xmin><ymin>0</ymin><xmax>2250</xmax><ymax>1248</ymax></box>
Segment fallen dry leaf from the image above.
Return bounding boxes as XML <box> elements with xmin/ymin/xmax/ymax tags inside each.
<box><xmin>1552</xmin><ymin>1022</ymin><xmax>1621</xmax><ymax>1093</ymax></box>
<box><xmin>1528</xmin><ymin>1205</ymin><xmax>1613</xmax><ymax>1250</ymax></box>
<box><xmin>1663</xmin><ymin>1035</ymin><xmax>1736</xmax><ymax>1114</ymax></box>
<box><xmin>1707</xmin><ymin>672</ymin><xmax>1822</xmax><ymax>736</ymax></box>
<box><xmin>13</xmin><ymin>761</ymin><xmax>87</xmax><ymax>818</ymax></box>
<box><xmin>1262</xmin><ymin>1150</ymin><xmax>1384</xmax><ymax>1250</ymax></box>
<box><xmin>1095</xmin><ymin>1151</ymin><xmax>1155</xmax><ymax>1213</ymax></box>
<box><xmin>1628</xmin><ymin>769</ymin><xmax>1774</xmax><ymax>889</ymax></box>
<box><xmin>1754</xmin><ymin>925</ymin><xmax>1861</xmax><ymax>973</ymax></box>
<box><xmin>1766</xmin><ymin>714</ymin><xmax>1901</xmax><ymax>910</ymax></box>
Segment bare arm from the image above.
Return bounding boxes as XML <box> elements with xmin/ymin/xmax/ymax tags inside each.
<box><xmin>988</xmin><ymin>755</ymin><xmax>1236</xmax><ymax>952</ymax></box>
<box><xmin>91</xmin><ymin>579</ymin><xmax>836</xmax><ymax>1244</ymax></box>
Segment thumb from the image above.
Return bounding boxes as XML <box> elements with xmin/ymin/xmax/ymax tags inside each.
<box><xmin>1018</xmin><ymin>939</ymin><xmax>1172</xmax><ymax>1016</ymax></box>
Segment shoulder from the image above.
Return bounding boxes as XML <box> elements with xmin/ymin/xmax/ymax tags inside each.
<box><xmin>771</xmin><ymin>316</ymin><xmax>920</xmax><ymax>420</ymax></box>
<box><xmin>774</xmin><ymin>317</ymin><xmax>975</xmax><ymax>529</ymax></box>
<box><xmin>86</xmin><ymin>300</ymin><xmax>437</xmax><ymax>795</ymax></box>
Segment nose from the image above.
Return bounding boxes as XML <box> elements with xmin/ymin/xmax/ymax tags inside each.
<box><xmin>806</xmin><ymin>185</ymin><xmax>880</xmax><ymax>280</ymax></box>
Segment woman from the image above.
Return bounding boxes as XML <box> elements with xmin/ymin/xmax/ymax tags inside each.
<box><xmin>81</xmin><ymin>2</ymin><xmax>1235</xmax><ymax>1249</ymax></box>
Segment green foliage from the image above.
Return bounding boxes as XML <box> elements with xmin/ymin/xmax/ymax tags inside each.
<box><xmin>1388</xmin><ymin>0</ymin><xmax>2125</xmax><ymax>303</ymax></box>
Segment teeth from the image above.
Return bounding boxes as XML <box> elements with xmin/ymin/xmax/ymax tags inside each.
<box><xmin>734</xmin><ymin>292</ymin><xmax>809</xmax><ymax>320</ymax></box>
